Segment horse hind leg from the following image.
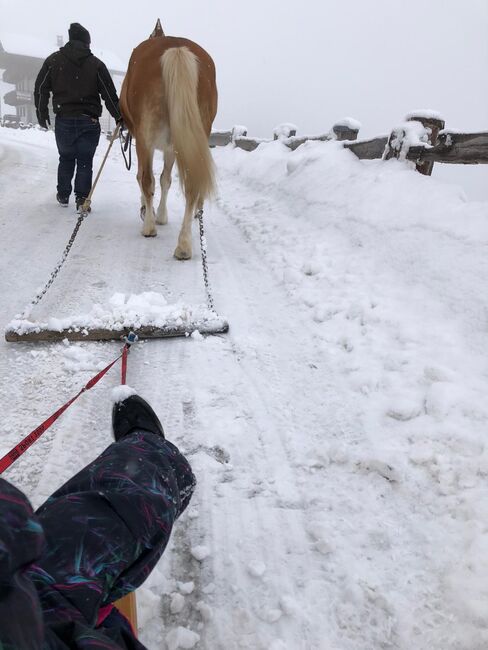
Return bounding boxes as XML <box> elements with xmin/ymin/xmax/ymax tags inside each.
<box><xmin>156</xmin><ymin>149</ymin><xmax>175</xmax><ymax>225</ymax></box>
<box><xmin>136</xmin><ymin>141</ymin><xmax>157</xmax><ymax>237</ymax></box>
<box><xmin>174</xmin><ymin>195</ymin><xmax>197</xmax><ymax>260</ymax></box>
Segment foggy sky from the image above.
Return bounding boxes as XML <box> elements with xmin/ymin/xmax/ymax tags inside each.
<box><xmin>1</xmin><ymin>0</ymin><xmax>487</xmax><ymax>198</ymax></box>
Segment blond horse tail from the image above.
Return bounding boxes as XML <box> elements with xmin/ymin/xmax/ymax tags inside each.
<box><xmin>161</xmin><ymin>47</ymin><xmax>215</xmax><ymax>207</ymax></box>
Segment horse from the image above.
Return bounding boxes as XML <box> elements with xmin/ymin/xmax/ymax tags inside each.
<box><xmin>120</xmin><ymin>20</ymin><xmax>217</xmax><ymax>259</ymax></box>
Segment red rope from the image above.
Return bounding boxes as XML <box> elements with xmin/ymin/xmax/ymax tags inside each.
<box><xmin>0</xmin><ymin>345</ymin><xmax>129</xmax><ymax>475</ymax></box>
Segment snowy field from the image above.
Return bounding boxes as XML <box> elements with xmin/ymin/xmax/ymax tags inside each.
<box><xmin>0</xmin><ymin>127</ymin><xmax>488</xmax><ymax>649</ymax></box>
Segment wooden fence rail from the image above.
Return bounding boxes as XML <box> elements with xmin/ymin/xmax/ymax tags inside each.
<box><xmin>210</xmin><ymin>114</ymin><xmax>488</xmax><ymax>176</ymax></box>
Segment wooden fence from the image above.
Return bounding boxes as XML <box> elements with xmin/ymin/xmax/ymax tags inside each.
<box><xmin>210</xmin><ymin>113</ymin><xmax>488</xmax><ymax>177</ymax></box>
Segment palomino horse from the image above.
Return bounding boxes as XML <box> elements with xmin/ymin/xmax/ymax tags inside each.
<box><xmin>120</xmin><ymin>21</ymin><xmax>217</xmax><ymax>259</ymax></box>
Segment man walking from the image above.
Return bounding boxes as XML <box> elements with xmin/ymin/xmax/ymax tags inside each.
<box><xmin>34</xmin><ymin>23</ymin><xmax>122</xmax><ymax>212</ymax></box>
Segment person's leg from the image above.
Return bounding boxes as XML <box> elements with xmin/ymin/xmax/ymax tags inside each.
<box><xmin>54</xmin><ymin>117</ymin><xmax>77</xmax><ymax>200</ymax></box>
<box><xmin>0</xmin><ymin>478</ymin><xmax>45</xmax><ymax>650</ymax></box>
<box><xmin>28</xmin><ymin>430</ymin><xmax>195</xmax><ymax>628</ymax></box>
<box><xmin>73</xmin><ymin>117</ymin><xmax>101</xmax><ymax>202</ymax></box>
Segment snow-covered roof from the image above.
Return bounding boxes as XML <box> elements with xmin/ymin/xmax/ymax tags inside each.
<box><xmin>0</xmin><ymin>32</ymin><xmax>126</xmax><ymax>74</ymax></box>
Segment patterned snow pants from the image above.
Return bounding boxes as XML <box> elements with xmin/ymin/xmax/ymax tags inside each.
<box><xmin>0</xmin><ymin>430</ymin><xmax>195</xmax><ymax>649</ymax></box>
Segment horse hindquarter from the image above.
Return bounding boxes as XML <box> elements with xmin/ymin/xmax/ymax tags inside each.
<box><xmin>161</xmin><ymin>46</ymin><xmax>215</xmax><ymax>211</ymax></box>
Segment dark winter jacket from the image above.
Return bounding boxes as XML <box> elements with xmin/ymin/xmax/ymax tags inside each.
<box><xmin>34</xmin><ymin>40</ymin><xmax>121</xmax><ymax>123</ymax></box>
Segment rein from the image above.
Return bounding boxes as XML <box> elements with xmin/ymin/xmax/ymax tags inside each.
<box><xmin>119</xmin><ymin>126</ymin><xmax>132</xmax><ymax>170</ymax></box>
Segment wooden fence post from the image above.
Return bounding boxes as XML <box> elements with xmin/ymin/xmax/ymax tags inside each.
<box><xmin>406</xmin><ymin>112</ymin><xmax>445</xmax><ymax>175</ymax></box>
<box><xmin>332</xmin><ymin>120</ymin><xmax>360</xmax><ymax>141</ymax></box>
<box><xmin>273</xmin><ymin>123</ymin><xmax>297</xmax><ymax>140</ymax></box>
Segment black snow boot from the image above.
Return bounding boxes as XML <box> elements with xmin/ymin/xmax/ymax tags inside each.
<box><xmin>112</xmin><ymin>394</ymin><xmax>165</xmax><ymax>441</ymax></box>
<box><xmin>57</xmin><ymin>193</ymin><xmax>69</xmax><ymax>207</ymax></box>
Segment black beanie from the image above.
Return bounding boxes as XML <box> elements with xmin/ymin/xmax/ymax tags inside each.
<box><xmin>68</xmin><ymin>23</ymin><xmax>91</xmax><ymax>45</ymax></box>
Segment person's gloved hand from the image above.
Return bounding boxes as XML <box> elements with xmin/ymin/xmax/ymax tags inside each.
<box><xmin>38</xmin><ymin>114</ymin><xmax>50</xmax><ymax>130</ymax></box>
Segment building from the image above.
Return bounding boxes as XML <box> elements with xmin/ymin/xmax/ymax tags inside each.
<box><xmin>0</xmin><ymin>32</ymin><xmax>125</xmax><ymax>130</ymax></box>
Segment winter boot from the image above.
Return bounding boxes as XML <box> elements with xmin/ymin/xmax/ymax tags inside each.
<box><xmin>56</xmin><ymin>193</ymin><xmax>69</xmax><ymax>207</ymax></box>
<box><xmin>112</xmin><ymin>394</ymin><xmax>165</xmax><ymax>441</ymax></box>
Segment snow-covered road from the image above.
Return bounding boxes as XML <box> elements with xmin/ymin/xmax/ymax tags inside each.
<box><xmin>1</xmin><ymin>127</ymin><xmax>487</xmax><ymax>649</ymax></box>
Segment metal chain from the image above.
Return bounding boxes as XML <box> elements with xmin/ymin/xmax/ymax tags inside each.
<box><xmin>196</xmin><ymin>208</ymin><xmax>216</xmax><ymax>312</ymax></box>
<box><xmin>19</xmin><ymin>127</ymin><xmax>122</xmax><ymax>319</ymax></box>
<box><xmin>21</xmin><ymin>212</ymin><xmax>87</xmax><ymax>317</ymax></box>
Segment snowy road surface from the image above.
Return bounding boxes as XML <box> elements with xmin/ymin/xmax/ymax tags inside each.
<box><xmin>1</xmin><ymin>128</ymin><xmax>488</xmax><ymax>649</ymax></box>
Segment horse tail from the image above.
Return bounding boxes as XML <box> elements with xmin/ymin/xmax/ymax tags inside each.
<box><xmin>161</xmin><ymin>47</ymin><xmax>215</xmax><ymax>208</ymax></box>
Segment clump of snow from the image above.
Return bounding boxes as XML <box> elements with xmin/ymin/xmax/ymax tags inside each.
<box><xmin>170</xmin><ymin>592</ymin><xmax>185</xmax><ymax>614</ymax></box>
<box><xmin>232</xmin><ymin>125</ymin><xmax>248</xmax><ymax>138</ymax></box>
<box><xmin>334</xmin><ymin>116</ymin><xmax>362</xmax><ymax>131</ymax></box>
<box><xmin>385</xmin><ymin>120</ymin><xmax>430</xmax><ymax>160</ymax></box>
<box><xmin>247</xmin><ymin>560</ymin><xmax>266</xmax><ymax>578</ymax></box>
<box><xmin>196</xmin><ymin>600</ymin><xmax>213</xmax><ymax>621</ymax></box>
<box><xmin>405</xmin><ymin>108</ymin><xmax>444</xmax><ymax>121</ymax></box>
<box><xmin>190</xmin><ymin>545</ymin><xmax>211</xmax><ymax>561</ymax></box>
<box><xmin>111</xmin><ymin>385</ymin><xmax>138</xmax><ymax>403</ymax></box>
<box><xmin>177</xmin><ymin>581</ymin><xmax>195</xmax><ymax>595</ymax></box>
<box><xmin>165</xmin><ymin>627</ymin><xmax>200</xmax><ymax>650</ymax></box>
<box><xmin>60</xmin><ymin>345</ymin><xmax>105</xmax><ymax>373</ymax></box>
<box><xmin>273</xmin><ymin>123</ymin><xmax>298</xmax><ymax>139</ymax></box>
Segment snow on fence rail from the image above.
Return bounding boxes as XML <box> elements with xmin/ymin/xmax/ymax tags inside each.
<box><xmin>211</xmin><ymin>112</ymin><xmax>488</xmax><ymax>177</ymax></box>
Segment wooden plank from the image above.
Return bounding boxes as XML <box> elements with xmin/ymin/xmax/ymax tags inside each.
<box><xmin>5</xmin><ymin>322</ymin><xmax>229</xmax><ymax>343</ymax></box>
<box><xmin>209</xmin><ymin>131</ymin><xmax>232</xmax><ymax>147</ymax></box>
<box><xmin>234</xmin><ymin>137</ymin><xmax>269</xmax><ymax>152</ymax></box>
<box><xmin>115</xmin><ymin>593</ymin><xmax>138</xmax><ymax>634</ymax></box>
<box><xmin>344</xmin><ymin>136</ymin><xmax>389</xmax><ymax>160</ymax></box>
<box><xmin>406</xmin><ymin>131</ymin><xmax>488</xmax><ymax>164</ymax></box>
<box><xmin>286</xmin><ymin>134</ymin><xmax>331</xmax><ymax>151</ymax></box>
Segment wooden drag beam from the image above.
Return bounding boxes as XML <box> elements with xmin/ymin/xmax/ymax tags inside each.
<box><xmin>406</xmin><ymin>131</ymin><xmax>488</xmax><ymax>165</ymax></box>
<box><xmin>5</xmin><ymin>322</ymin><xmax>229</xmax><ymax>343</ymax></box>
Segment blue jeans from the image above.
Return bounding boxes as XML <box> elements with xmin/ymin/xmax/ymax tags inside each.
<box><xmin>55</xmin><ymin>116</ymin><xmax>101</xmax><ymax>200</ymax></box>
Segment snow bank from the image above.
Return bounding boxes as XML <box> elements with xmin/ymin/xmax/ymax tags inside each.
<box><xmin>213</xmin><ymin>139</ymin><xmax>488</xmax><ymax>646</ymax></box>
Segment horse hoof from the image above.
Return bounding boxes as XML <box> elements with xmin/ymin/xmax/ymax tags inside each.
<box><xmin>173</xmin><ymin>246</ymin><xmax>191</xmax><ymax>260</ymax></box>
<box><xmin>142</xmin><ymin>228</ymin><xmax>157</xmax><ymax>237</ymax></box>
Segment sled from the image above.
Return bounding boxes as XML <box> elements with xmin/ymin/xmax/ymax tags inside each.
<box><xmin>115</xmin><ymin>593</ymin><xmax>138</xmax><ymax>635</ymax></box>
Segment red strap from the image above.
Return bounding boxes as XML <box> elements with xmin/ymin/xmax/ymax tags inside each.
<box><xmin>0</xmin><ymin>347</ymin><xmax>128</xmax><ymax>475</ymax></box>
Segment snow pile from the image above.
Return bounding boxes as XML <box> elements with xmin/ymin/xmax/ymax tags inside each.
<box><xmin>212</xmin><ymin>138</ymin><xmax>488</xmax><ymax>647</ymax></box>
<box><xmin>7</xmin><ymin>292</ymin><xmax>227</xmax><ymax>337</ymax></box>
